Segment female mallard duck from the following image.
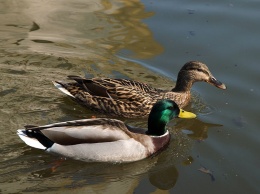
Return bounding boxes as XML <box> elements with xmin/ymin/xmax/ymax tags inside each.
<box><xmin>53</xmin><ymin>61</ymin><xmax>226</xmax><ymax>118</ymax></box>
<box><xmin>17</xmin><ymin>100</ymin><xmax>196</xmax><ymax>163</ymax></box>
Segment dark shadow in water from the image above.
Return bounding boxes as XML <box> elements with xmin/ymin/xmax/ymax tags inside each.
<box><xmin>30</xmin><ymin>22</ymin><xmax>40</xmax><ymax>32</ymax></box>
<box><xmin>148</xmin><ymin>165</ymin><xmax>178</xmax><ymax>190</ymax></box>
<box><xmin>31</xmin><ymin>39</ymin><xmax>54</xmax><ymax>44</ymax></box>
<box><xmin>0</xmin><ymin>88</ymin><xmax>17</xmax><ymax>97</ymax></box>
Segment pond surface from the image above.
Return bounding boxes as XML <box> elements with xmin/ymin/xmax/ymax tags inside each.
<box><xmin>0</xmin><ymin>0</ymin><xmax>259</xmax><ymax>193</ymax></box>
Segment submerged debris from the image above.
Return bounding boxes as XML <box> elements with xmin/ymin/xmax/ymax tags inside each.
<box><xmin>198</xmin><ymin>166</ymin><xmax>215</xmax><ymax>181</ymax></box>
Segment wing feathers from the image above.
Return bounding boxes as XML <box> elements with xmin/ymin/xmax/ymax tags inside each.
<box><xmin>41</xmin><ymin>125</ymin><xmax>131</xmax><ymax>145</ymax></box>
<box><xmin>20</xmin><ymin>119</ymin><xmax>133</xmax><ymax>145</ymax></box>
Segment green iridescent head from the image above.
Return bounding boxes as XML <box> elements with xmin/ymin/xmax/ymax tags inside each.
<box><xmin>147</xmin><ymin>100</ymin><xmax>196</xmax><ymax>136</ymax></box>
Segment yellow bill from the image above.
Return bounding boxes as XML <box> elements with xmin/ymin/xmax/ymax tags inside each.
<box><xmin>178</xmin><ymin>109</ymin><xmax>196</xmax><ymax>119</ymax></box>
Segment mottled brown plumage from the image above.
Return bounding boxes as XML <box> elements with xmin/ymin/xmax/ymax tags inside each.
<box><xmin>53</xmin><ymin>61</ymin><xmax>226</xmax><ymax>118</ymax></box>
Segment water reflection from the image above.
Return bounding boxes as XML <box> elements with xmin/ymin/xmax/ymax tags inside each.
<box><xmin>177</xmin><ymin>118</ymin><xmax>223</xmax><ymax>140</ymax></box>
<box><xmin>0</xmin><ymin>0</ymin><xmax>163</xmax><ymax>60</ymax></box>
<box><xmin>149</xmin><ymin>165</ymin><xmax>178</xmax><ymax>190</ymax></box>
<box><xmin>101</xmin><ymin>0</ymin><xmax>164</xmax><ymax>58</ymax></box>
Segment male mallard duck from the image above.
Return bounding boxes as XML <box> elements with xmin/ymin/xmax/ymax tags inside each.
<box><xmin>17</xmin><ymin>100</ymin><xmax>196</xmax><ymax>163</ymax></box>
<box><xmin>53</xmin><ymin>61</ymin><xmax>226</xmax><ymax>118</ymax></box>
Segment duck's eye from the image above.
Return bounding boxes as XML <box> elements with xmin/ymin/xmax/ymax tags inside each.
<box><xmin>188</xmin><ymin>67</ymin><xmax>205</xmax><ymax>74</ymax></box>
<box><xmin>197</xmin><ymin>68</ymin><xmax>209</xmax><ymax>76</ymax></box>
<box><xmin>211</xmin><ymin>77</ymin><xmax>216</xmax><ymax>81</ymax></box>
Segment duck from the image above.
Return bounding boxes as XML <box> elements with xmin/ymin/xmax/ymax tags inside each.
<box><xmin>17</xmin><ymin>100</ymin><xmax>196</xmax><ymax>163</ymax></box>
<box><xmin>53</xmin><ymin>61</ymin><xmax>226</xmax><ymax>118</ymax></box>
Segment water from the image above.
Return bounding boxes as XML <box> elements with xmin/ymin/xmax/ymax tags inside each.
<box><xmin>0</xmin><ymin>0</ymin><xmax>259</xmax><ymax>193</ymax></box>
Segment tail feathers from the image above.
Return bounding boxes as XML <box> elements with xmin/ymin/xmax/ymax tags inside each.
<box><xmin>17</xmin><ymin>129</ymin><xmax>54</xmax><ymax>150</ymax></box>
<box><xmin>52</xmin><ymin>81</ymin><xmax>75</xmax><ymax>98</ymax></box>
<box><xmin>17</xmin><ymin>129</ymin><xmax>46</xmax><ymax>150</ymax></box>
